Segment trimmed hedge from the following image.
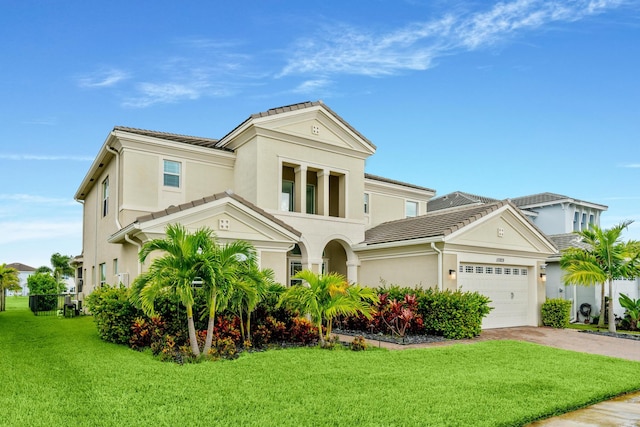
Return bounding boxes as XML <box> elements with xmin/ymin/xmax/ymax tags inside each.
<box><xmin>85</xmin><ymin>285</ymin><xmax>142</xmax><ymax>344</ymax></box>
<box><xmin>541</xmin><ymin>298</ymin><xmax>572</xmax><ymax>328</ymax></box>
<box><xmin>418</xmin><ymin>288</ymin><xmax>492</xmax><ymax>339</ymax></box>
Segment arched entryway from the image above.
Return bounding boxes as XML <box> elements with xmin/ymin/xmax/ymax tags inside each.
<box><xmin>323</xmin><ymin>240</ymin><xmax>347</xmax><ymax>277</ymax></box>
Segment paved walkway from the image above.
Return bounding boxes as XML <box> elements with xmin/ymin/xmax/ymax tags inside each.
<box><xmin>339</xmin><ymin>327</ymin><xmax>640</xmax><ymax>426</ymax></box>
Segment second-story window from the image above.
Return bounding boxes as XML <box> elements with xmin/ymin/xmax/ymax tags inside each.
<box><xmin>281</xmin><ymin>180</ymin><xmax>294</xmax><ymax>211</ymax></box>
<box><xmin>163</xmin><ymin>160</ymin><xmax>181</xmax><ymax>188</ymax></box>
<box><xmin>101</xmin><ymin>177</ymin><xmax>109</xmax><ymax>217</ymax></box>
<box><xmin>405</xmin><ymin>200</ymin><xmax>418</xmax><ymax>218</ymax></box>
<box><xmin>364</xmin><ymin>193</ymin><xmax>370</xmax><ymax>214</ymax></box>
<box><xmin>306</xmin><ymin>184</ymin><xmax>316</xmax><ymax>214</ymax></box>
<box><xmin>99</xmin><ymin>263</ymin><xmax>106</xmax><ymax>286</ymax></box>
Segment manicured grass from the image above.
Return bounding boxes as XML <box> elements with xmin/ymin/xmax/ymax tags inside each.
<box><xmin>568</xmin><ymin>322</ymin><xmax>640</xmax><ymax>335</ymax></box>
<box><xmin>2</xmin><ymin>298</ymin><xmax>640</xmax><ymax>426</ymax></box>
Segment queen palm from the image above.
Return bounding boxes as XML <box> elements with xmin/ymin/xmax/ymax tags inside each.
<box><xmin>198</xmin><ymin>240</ymin><xmax>256</xmax><ymax>355</ymax></box>
<box><xmin>279</xmin><ymin>270</ymin><xmax>379</xmax><ymax>347</ymax></box>
<box><xmin>51</xmin><ymin>253</ymin><xmax>74</xmax><ymax>284</ymax></box>
<box><xmin>561</xmin><ymin>220</ymin><xmax>640</xmax><ymax>332</ymax></box>
<box><xmin>130</xmin><ymin>224</ymin><xmax>213</xmax><ymax>356</ymax></box>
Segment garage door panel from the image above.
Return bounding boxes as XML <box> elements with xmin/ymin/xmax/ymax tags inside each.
<box><xmin>458</xmin><ymin>263</ymin><xmax>531</xmax><ymax>329</ymax></box>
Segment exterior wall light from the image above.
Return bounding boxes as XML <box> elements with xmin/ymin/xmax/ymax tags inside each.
<box><xmin>540</xmin><ymin>273</ymin><xmax>547</xmax><ymax>282</ymax></box>
<box><xmin>449</xmin><ymin>269</ymin><xmax>457</xmax><ymax>280</ymax></box>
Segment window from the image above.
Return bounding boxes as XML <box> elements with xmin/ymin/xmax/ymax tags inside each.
<box><xmin>102</xmin><ymin>177</ymin><xmax>109</xmax><ymax>217</ymax></box>
<box><xmin>495</xmin><ymin>267</ymin><xmax>502</xmax><ymax>275</ymax></box>
<box><xmin>589</xmin><ymin>214</ymin><xmax>595</xmax><ymax>228</ymax></box>
<box><xmin>485</xmin><ymin>267</ymin><xmax>493</xmax><ymax>274</ymax></box>
<box><xmin>521</xmin><ymin>269</ymin><xmax>528</xmax><ymax>276</ymax></box>
<box><xmin>513</xmin><ymin>268</ymin><xmax>520</xmax><ymax>276</ymax></box>
<box><xmin>475</xmin><ymin>266</ymin><xmax>483</xmax><ymax>274</ymax></box>
<box><xmin>163</xmin><ymin>160</ymin><xmax>181</xmax><ymax>188</ymax></box>
<box><xmin>581</xmin><ymin>213</ymin><xmax>587</xmax><ymax>230</ymax></box>
<box><xmin>113</xmin><ymin>259</ymin><xmax>119</xmax><ymax>275</ymax></box>
<box><xmin>289</xmin><ymin>260</ymin><xmax>302</xmax><ymax>286</ymax></box>
<box><xmin>306</xmin><ymin>184</ymin><xmax>316</xmax><ymax>214</ymax></box>
<box><xmin>99</xmin><ymin>263</ymin><xmax>106</xmax><ymax>286</ymax></box>
<box><xmin>364</xmin><ymin>193</ymin><xmax>370</xmax><ymax>214</ymax></box>
<box><xmin>504</xmin><ymin>268</ymin><xmax>511</xmax><ymax>275</ymax></box>
<box><xmin>405</xmin><ymin>201</ymin><xmax>418</xmax><ymax>218</ymax></box>
<box><xmin>465</xmin><ymin>265</ymin><xmax>474</xmax><ymax>273</ymax></box>
<box><xmin>281</xmin><ymin>180</ymin><xmax>294</xmax><ymax>211</ymax></box>
<box><xmin>573</xmin><ymin>212</ymin><xmax>579</xmax><ymax>231</ymax></box>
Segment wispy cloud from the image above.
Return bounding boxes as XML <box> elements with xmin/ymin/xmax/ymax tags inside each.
<box><xmin>292</xmin><ymin>79</ymin><xmax>332</xmax><ymax>94</ymax></box>
<box><xmin>78</xmin><ymin>68</ymin><xmax>129</xmax><ymax>88</ymax></box>
<box><xmin>0</xmin><ymin>194</ymin><xmax>77</xmax><ymax>206</ymax></box>
<box><xmin>280</xmin><ymin>0</ymin><xmax>624</xmax><ymax>77</ymax></box>
<box><xmin>21</xmin><ymin>118</ymin><xmax>57</xmax><ymax>126</ymax></box>
<box><xmin>620</xmin><ymin>163</ymin><xmax>640</xmax><ymax>168</ymax></box>
<box><xmin>0</xmin><ymin>220</ymin><xmax>81</xmax><ymax>245</ymax></box>
<box><xmin>0</xmin><ymin>154</ymin><xmax>93</xmax><ymax>161</ymax></box>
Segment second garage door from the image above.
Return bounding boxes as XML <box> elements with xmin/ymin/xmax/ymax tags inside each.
<box><xmin>458</xmin><ymin>264</ymin><xmax>531</xmax><ymax>329</ymax></box>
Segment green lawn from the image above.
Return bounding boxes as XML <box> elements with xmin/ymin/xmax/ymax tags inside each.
<box><xmin>2</xmin><ymin>297</ymin><xmax>640</xmax><ymax>427</ymax></box>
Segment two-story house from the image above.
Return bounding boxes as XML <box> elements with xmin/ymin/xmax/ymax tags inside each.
<box><xmin>75</xmin><ymin>101</ymin><xmax>556</xmax><ymax>328</ymax></box>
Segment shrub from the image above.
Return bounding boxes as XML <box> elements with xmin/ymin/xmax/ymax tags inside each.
<box><xmin>129</xmin><ymin>316</ymin><xmax>165</xmax><ymax>351</ymax></box>
<box><xmin>288</xmin><ymin>317</ymin><xmax>318</xmax><ymax>345</ymax></box>
<box><xmin>541</xmin><ymin>298</ymin><xmax>572</xmax><ymax>328</ymax></box>
<box><xmin>85</xmin><ymin>285</ymin><xmax>142</xmax><ymax>344</ymax></box>
<box><xmin>419</xmin><ymin>289</ymin><xmax>492</xmax><ymax>339</ymax></box>
<box><xmin>350</xmin><ymin>335</ymin><xmax>367</xmax><ymax>351</ymax></box>
<box><xmin>26</xmin><ymin>273</ymin><xmax>61</xmax><ymax>311</ymax></box>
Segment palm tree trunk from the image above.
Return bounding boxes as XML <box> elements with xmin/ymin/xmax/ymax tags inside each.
<box><xmin>608</xmin><ymin>278</ymin><xmax>616</xmax><ymax>333</ymax></box>
<box><xmin>245</xmin><ymin>313</ymin><xmax>251</xmax><ymax>344</ymax></box>
<box><xmin>203</xmin><ymin>294</ymin><xmax>217</xmax><ymax>355</ymax></box>
<box><xmin>186</xmin><ymin>305</ymin><xmax>200</xmax><ymax>357</ymax></box>
<box><xmin>317</xmin><ymin>319</ymin><xmax>325</xmax><ymax>347</ymax></box>
<box><xmin>598</xmin><ymin>283</ymin><xmax>606</xmax><ymax>328</ymax></box>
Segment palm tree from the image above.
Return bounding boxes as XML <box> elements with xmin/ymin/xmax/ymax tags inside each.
<box><xmin>227</xmin><ymin>264</ymin><xmax>275</xmax><ymax>343</ymax></box>
<box><xmin>279</xmin><ymin>270</ymin><xmax>379</xmax><ymax>347</ymax></box>
<box><xmin>0</xmin><ymin>264</ymin><xmax>20</xmax><ymax>311</ymax></box>
<box><xmin>198</xmin><ymin>240</ymin><xmax>256</xmax><ymax>355</ymax></box>
<box><xmin>561</xmin><ymin>221</ymin><xmax>640</xmax><ymax>333</ymax></box>
<box><xmin>130</xmin><ymin>224</ymin><xmax>212</xmax><ymax>357</ymax></box>
<box><xmin>51</xmin><ymin>253</ymin><xmax>74</xmax><ymax>285</ymax></box>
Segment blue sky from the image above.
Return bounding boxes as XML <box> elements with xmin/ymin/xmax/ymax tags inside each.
<box><xmin>1</xmin><ymin>0</ymin><xmax>639</xmax><ymax>269</ymax></box>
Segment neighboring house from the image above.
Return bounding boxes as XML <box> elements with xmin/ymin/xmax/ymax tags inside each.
<box><xmin>74</xmin><ymin>101</ymin><xmax>555</xmax><ymax>329</ymax></box>
<box><xmin>430</xmin><ymin>190</ymin><xmax>639</xmax><ymax>322</ymax></box>
<box><xmin>6</xmin><ymin>263</ymin><xmax>36</xmax><ymax>296</ymax></box>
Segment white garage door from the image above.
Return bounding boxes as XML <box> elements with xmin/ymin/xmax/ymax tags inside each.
<box><xmin>458</xmin><ymin>264</ymin><xmax>530</xmax><ymax>329</ymax></box>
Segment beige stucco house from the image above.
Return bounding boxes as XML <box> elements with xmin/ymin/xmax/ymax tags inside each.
<box><xmin>74</xmin><ymin>101</ymin><xmax>556</xmax><ymax>328</ymax></box>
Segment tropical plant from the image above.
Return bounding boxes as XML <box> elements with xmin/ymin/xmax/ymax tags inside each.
<box><xmin>51</xmin><ymin>252</ymin><xmax>74</xmax><ymax>284</ymax></box>
<box><xmin>278</xmin><ymin>270</ymin><xmax>379</xmax><ymax>347</ymax></box>
<box><xmin>561</xmin><ymin>221</ymin><xmax>640</xmax><ymax>332</ymax></box>
<box><xmin>198</xmin><ymin>239</ymin><xmax>256</xmax><ymax>355</ymax></box>
<box><xmin>0</xmin><ymin>263</ymin><xmax>20</xmax><ymax>311</ymax></box>
<box><xmin>130</xmin><ymin>224</ymin><xmax>212</xmax><ymax>357</ymax></box>
<box><xmin>619</xmin><ymin>293</ymin><xmax>640</xmax><ymax>331</ymax></box>
<box><xmin>228</xmin><ymin>264</ymin><xmax>276</xmax><ymax>344</ymax></box>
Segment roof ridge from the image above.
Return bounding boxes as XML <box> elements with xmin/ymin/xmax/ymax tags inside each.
<box><xmin>364</xmin><ymin>173</ymin><xmax>435</xmax><ymax>193</ymax></box>
<box><xmin>113</xmin><ymin>126</ymin><xmax>222</xmax><ymax>149</ymax></box>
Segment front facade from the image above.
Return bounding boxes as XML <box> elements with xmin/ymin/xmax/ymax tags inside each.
<box><xmin>75</xmin><ymin>101</ymin><xmax>555</xmax><ymax>328</ymax></box>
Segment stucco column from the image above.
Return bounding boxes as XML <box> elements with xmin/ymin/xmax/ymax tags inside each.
<box><xmin>346</xmin><ymin>260</ymin><xmax>359</xmax><ymax>284</ymax></box>
<box><xmin>308</xmin><ymin>259</ymin><xmax>323</xmax><ymax>274</ymax></box>
<box><xmin>294</xmin><ymin>165</ymin><xmax>307</xmax><ymax>213</ymax></box>
<box><xmin>317</xmin><ymin>169</ymin><xmax>329</xmax><ymax>216</ymax></box>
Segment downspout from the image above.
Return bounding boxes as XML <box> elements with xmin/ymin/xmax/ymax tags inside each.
<box><xmin>105</xmin><ymin>145</ymin><xmax>122</xmax><ymax>230</ymax></box>
<box><xmin>124</xmin><ymin>233</ymin><xmax>142</xmax><ymax>276</ymax></box>
<box><xmin>431</xmin><ymin>242</ymin><xmax>443</xmax><ymax>291</ymax></box>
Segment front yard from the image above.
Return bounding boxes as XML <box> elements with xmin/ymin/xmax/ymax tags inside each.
<box><xmin>2</xmin><ymin>297</ymin><xmax>640</xmax><ymax>426</ymax></box>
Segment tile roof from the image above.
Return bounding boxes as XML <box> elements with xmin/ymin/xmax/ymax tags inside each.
<box><xmin>6</xmin><ymin>262</ymin><xmax>36</xmax><ymax>271</ymax></box>
<box><xmin>365</xmin><ymin>173</ymin><xmax>435</xmax><ymax>193</ymax></box>
<box><xmin>510</xmin><ymin>192</ymin><xmax>607</xmax><ymax>209</ymax></box>
<box><xmin>548</xmin><ymin>233</ymin><xmax>591</xmax><ymax>252</ymax></box>
<box><xmin>113</xmin><ymin>126</ymin><xmax>223</xmax><ymax>149</ymax></box>
<box><xmin>363</xmin><ymin>200</ymin><xmax>510</xmax><ymax>245</ymax></box>
<box><xmin>134</xmin><ymin>190</ymin><xmax>301</xmax><ymax>237</ymax></box>
<box><xmin>427</xmin><ymin>191</ymin><xmax>499</xmax><ymax>212</ymax></box>
<box><xmin>217</xmin><ymin>100</ymin><xmax>376</xmax><ymax>149</ymax></box>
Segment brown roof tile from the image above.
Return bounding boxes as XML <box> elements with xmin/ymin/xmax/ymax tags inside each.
<box><xmin>427</xmin><ymin>191</ymin><xmax>498</xmax><ymax>212</ymax></box>
<box><xmin>364</xmin><ymin>201</ymin><xmax>509</xmax><ymax>245</ymax></box>
<box><xmin>113</xmin><ymin>126</ymin><xmax>224</xmax><ymax>150</ymax></box>
<box><xmin>6</xmin><ymin>262</ymin><xmax>36</xmax><ymax>272</ymax></box>
<box><xmin>134</xmin><ymin>191</ymin><xmax>301</xmax><ymax>237</ymax></box>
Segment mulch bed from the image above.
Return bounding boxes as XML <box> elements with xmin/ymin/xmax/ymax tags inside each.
<box><xmin>579</xmin><ymin>330</ymin><xmax>640</xmax><ymax>341</ymax></box>
<box><xmin>335</xmin><ymin>329</ymin><xmax>448</xmax><ymax>345</ymax></box>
